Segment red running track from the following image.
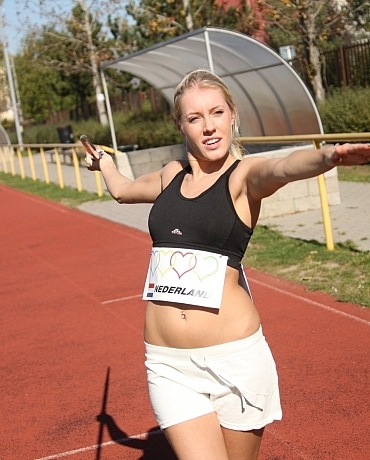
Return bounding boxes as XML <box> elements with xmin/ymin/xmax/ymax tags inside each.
<box><xmin>1</xmin><ymin>184</ymin><xmax>369</xmax><ymax>460</ymax></box>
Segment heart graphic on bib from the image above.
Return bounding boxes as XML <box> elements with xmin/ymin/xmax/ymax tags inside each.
<box><xmin>170</xmin><ymin>251</ymin><xmax>197</xmax><ymax>279</ymax></box>
<box><xmin>149</xmin><ymin>251</ymin><xmax>161</xmax><ymax>277</ymax></box>
<box><xmin>193</xmin><ymin>255</ymin><xmax>219</xmax><ymax>281</ymax></box>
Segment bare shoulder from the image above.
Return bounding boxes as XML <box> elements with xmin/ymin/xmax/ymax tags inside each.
<box><xmin>239</xmin><ymin>155</ymin><xmax>269</xmax><ymax>171</ymax></box>
<box><xmin>161</xmin><ymin>159</ymin><xmax>189</xmax><ymax>189</ymax></box>
<box><xmin>229</xmin><ymin>155</ymin><xmax>272</xmax><ymax>203</ymax></box>
<box><xmin>231</xmin><ymin>155</ymin><xmax>268</xmax><ymax>182</ymax></box>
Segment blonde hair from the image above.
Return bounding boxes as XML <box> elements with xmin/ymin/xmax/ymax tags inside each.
<box><xmin>173</xmin><ymin>69</ymin><xmax>244</xmax><ymax>159</ymax></box>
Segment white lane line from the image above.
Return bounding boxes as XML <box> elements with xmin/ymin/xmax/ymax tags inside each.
<box><xmin>35</xmin><ymin>278</ymin><xmax>368</xmax><ymax>460</ymax></box>
<box><xmin>249</xmin><ymin>276</ymin><xmax>370</xmax><ymax>327</ymax></box>
<box><xmin>265</xmin><ymin>426</ymin><xmax>313</xmax><ymax>460</ymax></box>
<box><xmin>35</xmin><ymin>430</ymin><xmax>162</xmax><ymax>459</ymax></box>
<box><xmin>102</xmin><ymin>280</ymin><xmax>370</xmax><ymax>327</ymax></box>
<box><xmin>101</xmin><ymin>294</ymin><xmax>142</xmax><ymax>305</ymax></box>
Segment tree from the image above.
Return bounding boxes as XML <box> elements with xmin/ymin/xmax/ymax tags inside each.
<box><xmin>66</xmin><ymin>0</ymin><xmax>108</xmax><ymax>125</ymax></box>
<box><xmin>263</xmin><ymin>0</ymin><xmax>370</xmax><ymax>101</ymax></box>
<box><xmin>14</xmin><ymin>29</ymin><xmax>80</xmax><ymax>124</ymax></box>
<box><xmin>349</xmin><ymin>0</ymin><xmax>370</xmax><ymax>37</ymax></box>
<box><xmin>124</xmin><ymin>0</ymin><xmax>255</xmax><ymax>50</ymax></box>
<box><xmin>101</xmin><ymin>0</ymin><xmax>256</xmax><ymax>102</ymax></box>
<box><xmin>13</xmin><ymin>0</ymin><xmax>128</xmax><ymax>125</ymax></box>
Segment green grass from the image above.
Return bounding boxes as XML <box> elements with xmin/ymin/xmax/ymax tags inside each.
<box><xmin>337</xmin><ymin>163</ymin><xmax>370</xmax><ymax>182</ymax></box>
<box><xmin>0</xmin><ymin>172</ymin><xmax>110</xmax><ymax>207</ymax></box>
<box><xmin>1</xmin><ymin>168</ymin><xmax>369</xmax><ymax>307</ymax></box>
<box><xmin>244</xmin><ymin>165</ymin><xmax>370</xmax><ymax>307</ymax></box>
<box><xmin>244</xmin><ymin>226</ymin><xmax>369</xmax><ymax>307</ymax></box>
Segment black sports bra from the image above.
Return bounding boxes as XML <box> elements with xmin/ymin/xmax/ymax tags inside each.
<box><xmin>148</xmin><ymin>161</ymin><xmax>253</xmax><ymax>269</ymax></box>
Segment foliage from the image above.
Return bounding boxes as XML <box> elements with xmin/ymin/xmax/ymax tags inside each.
<box><xmin>14</xmin><ymin>38</ymin><xmax>74</xmax><ymax>124</ymax></box>
<box><xmin>14</xmin><ymin>3</ymin><xmax>111</xmax><ymax>123</ymax></box>
<box><xmin>15</xmin><ymin>109</ymin><xmax>182</xmax><ymax>149</ymax></box>
<box><xmin>8</xmin><ymin>82</ymin><xmax>370</xmax><ymax>148</ymax></box>
<box><xmin>124</xmin><ymin>0</ymin><xmax>255</xmax><ymax>49</ymax></box>
<box><xmin>245</xmin><ymin>225</ymin><xmax>370</xmax><ymax>307</ymax></box>
<box><xmin>350</xmin><ymin>0</ymin><xmax>370</xmax><ymax>36</ymax></box>
<box><xmin>11</xmin><ymin>1</ymin><xmax>129</xmax><ymax>124</ymax></box>
<box><xmin>114</xmin><ymin>111</ymin><xmax>183</xmax><ymax>148</ymax></box>
<box><xmin>263</xmin><ymin>0</ymin><xmax>370</xmax><ymax>100</ymax></box>
<box><xmin>318</xmin><ymin>86</ymin><xmax>370</xmax><ymax>133</ymax></box>
<box><xmin>265</xmin><ymin>1</ymin><xmax>345</xmax><ymax>50</ymax></box>
<box><xmin>5</xmin><ymin>0</ymin><xmax>370</xmax><ymax>126</ymax></box>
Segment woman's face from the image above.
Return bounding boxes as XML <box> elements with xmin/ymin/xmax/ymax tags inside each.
<box><xmin>178</xmin><ymin>86</ymin><xmax>235</xmax><ymax>162</ymax></box>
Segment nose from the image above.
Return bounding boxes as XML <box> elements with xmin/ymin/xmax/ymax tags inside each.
<box><xmin>203</xmin><ymin>116</ymin><xmax>215</xmax><ymax>134</ymax></box>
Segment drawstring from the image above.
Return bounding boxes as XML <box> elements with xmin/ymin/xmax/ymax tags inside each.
<box><xmin>190</xmin><ymin>356</ymin><xmax>265</xmax><ymax>413</ymax></box>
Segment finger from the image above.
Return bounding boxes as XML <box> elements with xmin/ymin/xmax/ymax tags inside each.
<box><xmin>85</xmin><ymin>153</ymin><xmax>94</xmax><ymax>168</ymax></box>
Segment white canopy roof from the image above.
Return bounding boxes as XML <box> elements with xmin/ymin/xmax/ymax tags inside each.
<box><xmin>101</xmin><ymin>27</ymin><xmax>323</xmax><ymax>137</ymax></box>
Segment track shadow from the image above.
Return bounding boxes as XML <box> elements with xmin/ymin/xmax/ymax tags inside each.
<box><xmin>97</xmin><ymin>413</ymin><xmax>176</xmax><ymax>459</ymax></box>
<box><xmin>96</xmin><ymin>367</ymin><xmax>176</xmax><ymax>459</ymax></box>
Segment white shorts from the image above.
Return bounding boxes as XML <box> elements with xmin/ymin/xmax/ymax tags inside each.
<box><xmin>145</xmin><ymin>326</ymin><xmax>282</xmax><ymax>430</ymax></box>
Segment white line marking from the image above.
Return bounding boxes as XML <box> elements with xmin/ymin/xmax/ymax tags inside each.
<box><xmin>249</xmin><ymin>276</ymin><xmax>370</xmax><ymax>327</ymax></box>
<box><xmin>34</xmin><ymin>274</ymin><xmax>368</xmax><ymax>460</ymax></box>
<box><xmin>35</xmin><ymin>430</ymin><xmax>162</xmax><ymax>459</ymax></box>
<box><xmin>101</xmin><ymin>294</ymin><xmax>142</xmax><ymax>305</ymax></box>
<box><xmin>265</xmin><ymin>426</ymin><xmax>313</xmax><ymax>460</ymax></box>
<box><xmin>101</xmin><ymin>280</ymin><xmax>370</xmax><ymax>327</ymax></box>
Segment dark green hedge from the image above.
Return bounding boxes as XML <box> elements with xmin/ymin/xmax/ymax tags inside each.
<box><xmin>8</xmin><ymin>86</ymin><xmax>370</xmax><ymax>147</ymax></box>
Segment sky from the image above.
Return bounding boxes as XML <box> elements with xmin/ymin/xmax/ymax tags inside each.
<box><xmin>2</xmin><ymin>0</ymin><xmax>22</xmax><ymax>53</ymax></box>
<box><xmin>2</xmin><ymin>0</ymin><xmax>74</xmax><ymax>53</ymax></box>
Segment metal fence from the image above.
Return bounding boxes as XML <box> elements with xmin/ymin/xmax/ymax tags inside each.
<box><xmin>0</xmin><ymin>143</ymin><xmax>106</xmax><ymax>196</ymax></box>
<box><xmin>1</xmin><ymin>133</ymin><xmax>369</xmax><ymax>250</ymax></box>
<box><xmin>291</xmin><ymin>40</ymin><xmax>370</xmax><ymax>93</ymax></box>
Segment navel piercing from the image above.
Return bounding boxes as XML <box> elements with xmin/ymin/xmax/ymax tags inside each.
<box><xmin>181</xmin><ymin>310</ymin><xmax>186</xmax><ymax>319</ymax></box>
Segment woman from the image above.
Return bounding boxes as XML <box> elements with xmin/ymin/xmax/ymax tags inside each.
<box><xmin>84</xmin><ymin>69</ymin><xmax>370</xmax><ymax>460</ymax></box>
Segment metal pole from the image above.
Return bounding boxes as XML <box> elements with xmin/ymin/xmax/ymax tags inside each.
<box><xmin>313</xmin><ymin>140</ymin><xmax>334</xmax><ymax>250</ymax></box>
<box><xmin>204</xmin><ymin>29</ymin><xmax>215</xmax><ymax>73</ymax></box>
<box><xmin>1</xmin><ymin>7</ymin><xmax>23</xmax><ymax>146</ymax></box>
<box><xmin>100</xmin><ymin>70</ymin><xmax>118</xmax><ymax>153</ymax></box>
<box><xmin>100</xmin><ymin>69</ymin><xmax>134</xmax><ymax>180</ymax></box>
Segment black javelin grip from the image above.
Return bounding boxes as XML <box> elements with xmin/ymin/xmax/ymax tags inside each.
<box><xmin>80</xmin><ymin>134</ymin><xmax>104</xmax><ymax>160</ymax></box>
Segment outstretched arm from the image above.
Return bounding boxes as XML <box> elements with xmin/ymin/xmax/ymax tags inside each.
<box><xmin>85</xmin><ymin>149</ymin><xmax>163</xmax><ymax>204</ymax></box>
<box><xmin>245</xmin><ymin>143</ymin><xmax>370</xmax><ymax>201</ymax></box>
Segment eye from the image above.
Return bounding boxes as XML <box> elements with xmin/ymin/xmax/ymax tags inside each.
<box><xmin>188</xmin><ymin>116</ymin><xmax>200</xmax><ymax>123</ymax></box>
<box><xmin>214</xmin><ymin>109</ymin><xmax>224</xmax><ymax>116</ymax></box>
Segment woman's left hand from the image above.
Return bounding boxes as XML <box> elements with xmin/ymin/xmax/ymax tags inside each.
<box><xmin>326</xmin><ymin>143</ymin><xmax>370</xmax><ymax>167</ymax></box>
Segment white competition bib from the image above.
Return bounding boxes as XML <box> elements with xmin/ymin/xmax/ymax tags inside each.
<box><xmin>142</xmin><ymin>247</ymin><xmax>228</xmax><ymax>309</ymax></box>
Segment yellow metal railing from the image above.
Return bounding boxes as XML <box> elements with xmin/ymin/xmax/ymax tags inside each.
<box><xmin>1</xmin><ymin>134</ymin><xmax>369</xmax><ymax>249</ymax></box>
<box><xmin>238</xmin><ymin>133</ymin><xmax>370</xmax><ymax>250</ymax></box>
<box><xmin>0</xmin><ymin>142</ymin><xmax>117</xmax><ymax>198</ymax></box>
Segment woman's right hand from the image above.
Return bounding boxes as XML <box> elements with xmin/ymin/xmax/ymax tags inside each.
<box><xmin>84</xmin><ymin>146</ymin><xmax>112</xmax><ymax>171</ymax></box>
<box><xmin>85</xmin><ymin>152</ymin><xmax>100</xmax><ymax>171</ymax></box>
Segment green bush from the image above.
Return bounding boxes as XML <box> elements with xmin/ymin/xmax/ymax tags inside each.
<box><xmin>318</xmin><ymin>87</ymin><xmax>370</xmax><ymax>133</ymax></box>
<box><xmin>112</xmin><ymin>111</ymin><xmax>182</xmax><ymax>148</ymax></box>
<box><xmin>13</xmin><ymin>86</ymin><xmax>370</xmax><ymax>148</ymax></box>
<box><xmin>17</xmin><ymin>110</ymin><xmax>182</xmax><ymax>149</ymax></box>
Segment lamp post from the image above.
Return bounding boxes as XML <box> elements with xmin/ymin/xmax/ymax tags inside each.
<box><xmin>1</xmin><ymin>2</ymin><xmax>23</xmax><ymax>146</ymax></box>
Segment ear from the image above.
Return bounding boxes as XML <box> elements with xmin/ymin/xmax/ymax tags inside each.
<box><xmin>175</xmin><ymin>120</ymin><xmax>184</xmax><ymax>135</ymax></box>
<box><xmin>231</xmin><ymin>110</ymin><xmax>236</xmax><ymax>124</ymax></box>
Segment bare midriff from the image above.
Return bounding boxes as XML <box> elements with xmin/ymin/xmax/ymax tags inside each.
<box><xmin>144</xmin><ymin>266</ymin><xmax>261</xmax><ymax>349</ymax></box>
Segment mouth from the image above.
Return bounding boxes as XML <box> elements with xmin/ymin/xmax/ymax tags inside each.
<box><xmin>204</xmin><ymin>138</ymin><xmax>221</xmax><ymax>146</ymax></box>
